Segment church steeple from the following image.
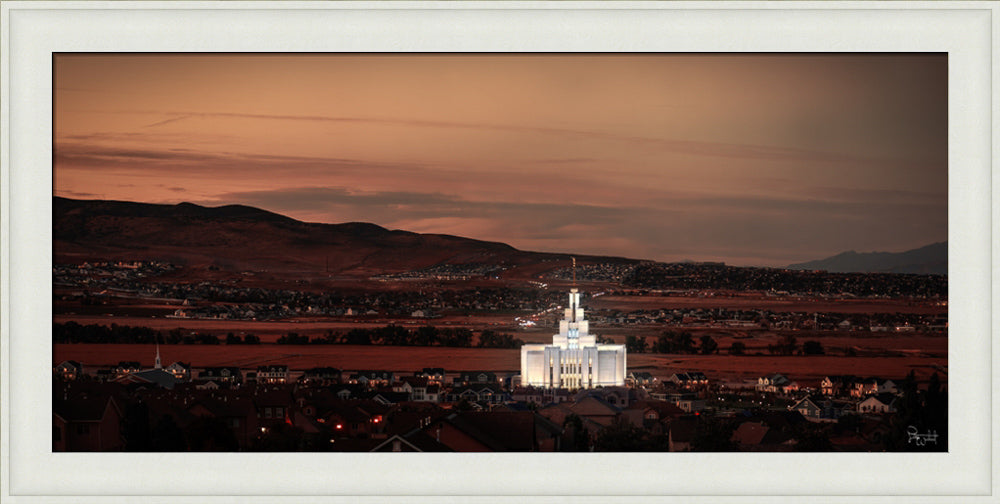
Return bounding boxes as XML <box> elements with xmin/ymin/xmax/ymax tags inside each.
<box><xmin>155</xmin><ymin>343</ymin><xmax>162</xmax><ymax>369</ymax></box>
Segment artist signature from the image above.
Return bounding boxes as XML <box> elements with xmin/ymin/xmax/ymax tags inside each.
<box><xmin>906</xmin><ymin>425</ymin><xmax>939</xmax><ymax>446</ymax></box>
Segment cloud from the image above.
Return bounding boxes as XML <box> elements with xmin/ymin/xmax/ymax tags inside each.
<box><xmin>144</xmin><ymin>115</ymin><xmax>192</xmax><ymax>128</ymax></box>
<box><xmin>128</xmin><ymin>110</ymin><xmax>880</xmax><ymax>165</ymax></box>
<box><xmin>55</xmin><ymin>190</ymin><xmax>100</xmax><ymax>198</ymax></box>
<box><xmin>53</xmin><ymin>142</ymin><xmax>430</xmax><ymax>177</ymax></box>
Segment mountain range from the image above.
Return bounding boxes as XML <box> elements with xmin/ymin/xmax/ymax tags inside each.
<box><xmin>54</xmin><ymin>197</ymin><xmax>946</xmax><ymax>277</ymax></box>
<box><xmin>786</xmin><ymin>242</ymin><xmax>947</xmax><ymax>275</ymax></box>
<box><xmin>54</xmin><ymin>197</ymin><xmax>622</xmax><ymax>278</ymax></box>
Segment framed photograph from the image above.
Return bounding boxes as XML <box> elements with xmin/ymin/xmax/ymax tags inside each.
<box><xmin>2</xmin><ymin>2</ymin><xmax>995</xmax><ymax>502</ymax></box>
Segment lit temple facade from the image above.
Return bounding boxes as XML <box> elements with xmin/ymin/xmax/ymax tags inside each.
<box><xmin>520</xmin><ymin>288</ymin><xmax>626</xmax><ymax>389</ymax></box>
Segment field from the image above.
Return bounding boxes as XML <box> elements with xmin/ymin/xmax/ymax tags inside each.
<box><xmin>53</xmin><ymin>288</ymin><xmax>947</xmax><ymax>388</ymax></box>
<box><xmin>54</xmin><ymin>336</ymin><xmax>947</xmax><ymax>388</ymax></box>
<box><xmin>588</xmin><ymin>294</ymin><xmax>947</xmax><ymax>314</ymax></box>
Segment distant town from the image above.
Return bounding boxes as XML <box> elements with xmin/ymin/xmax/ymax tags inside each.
<box><xmin>54</xmin><ymin>259</ymin><xmax>947</xmax><ymax>452</ymax></box>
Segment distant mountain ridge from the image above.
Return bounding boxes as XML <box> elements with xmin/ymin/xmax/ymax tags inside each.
<box><xmin>787</xmin><ymin>242</ymin><xmax>947</xmax><ymax>275</ymax></box>
<box><xmin>53</xmin><ymin>197</ymin><xmax>628</xmax><ymax>277</ymax></box>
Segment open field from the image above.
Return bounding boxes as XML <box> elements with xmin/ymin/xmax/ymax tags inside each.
<box><xmin>589</xmin><ymin>294</ymin><xmax>947</xmax><ymax>314</ymax></box>
<box><xmin>53</xmin><ymin>313</ymin><xmax>524</xmax><ymax>341</ymax></box>
<box><xmin>54</xmin><ymin>343</ymin><xmax>946</xmax><ymax>388</ymax></box>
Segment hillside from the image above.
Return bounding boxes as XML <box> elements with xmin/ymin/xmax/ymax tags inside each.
<box><xmin>53</xmin><ymin>197</ymin><xmax>635</xmax><ymax>278</ymax></box>
<box><xmin>54</xmin><ymin>197</ymin><xmax>539</xmax><ymax>276</ymax></box>
<box><xmin>786</xmin><ymin>242</ymin><xmax>947</xmax><ymax>275</ymax></box>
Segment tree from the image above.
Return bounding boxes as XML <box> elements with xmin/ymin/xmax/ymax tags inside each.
<box><xmin>225</xmin><ymin>332</ymin><xmax>242</xmax><ymax>345</ymax></box>
<box><xmin>341</xmin><ymin>328</ymin><xmax>372</xmax><ymax>345</ymax></box>
<box><xmin>593</xmin><ymin>417</ymin><xmax>646</xmax><ymax>451</ymax></box>
<box><xmin>699</xmin><ymin>335</ymin><xmax>718</xmax><ymax>355</ymax></box>
<box><xmin>802</xmin><ymin>340</ymin><xmax>825</xmax><ymax>355</ymax></box>
<box><xmin>415</xmin><ymin>325</ymin><xmax>439</xmax><ymax>346</ymax></box>
<box><xmin>690</xmin><ymin>418</ymin><xmax>739</xmax><ymax>451</ymax></box>
<box><xmin>122</xmin><ymin>400</ymin><xmax>151</xmax><ymax>451</ymax></box>
<box><xmin>440</xmin><ymin>328</ymin><xmax>473</xmax><ymax>347</ymax></box>
<box><xmin>653</xmin><ymin>331</ymin><xmax>695</xmax><ymax>354</ymax></box>
<box><xmin>151</xmin><ymin>414</ymin><xmax>187</xmax><ymax>451</ymax></box>
<box><xmin>562</xmin><ymin>414</ymin><xmax>591</xmax><ymax>452</ymax></box>
<box><xmin>243</xmin><ymin>333</ymin><xmax>261</xmax><ymax>345</ymax></box>
<box><xmin>185</xmin><ymin>417</ymin><xmax>238</xmax><ymax>451</ymax></box>
<box><xmin>777</xmin><ymin>334</ymin><xmax>798</xmax><ymax>356</ymax></box>
<box><xmin>728</xmin><ymin>341</ymin><xmax>746</xmax><ymax>355</ymax></box>
<box><xmin>625</xmin><ymin>335</ymin><xmax>647</xmax><ymax>354</ymax></box>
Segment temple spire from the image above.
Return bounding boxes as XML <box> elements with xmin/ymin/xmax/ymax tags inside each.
<box><xmin>572</xmin><ymin>257</ymin><xmax>576</xmax><ymax>285</ymax></box>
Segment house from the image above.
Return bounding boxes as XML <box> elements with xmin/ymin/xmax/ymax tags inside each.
<box><xmin>349</xmin><ymin>370</ymin><xmax>394</xmax><ymax>387</ymax></box>
<box><xmin>627</xmin><ymin>371</ymin><xmax>655</xmax><ymax>387</ymax></box>
<box><xmin>572</xmin><ymin>386</ymin><xmax>632</xmax><ymax>409</ymax></box>
<box><xmin>393</xmin><ymin>377</ymin><xmax>440</xmax><ymax>402</ymax></box>
<box><xmin>511</xmin><ymin>386</ymin><xmax>546</xmax><ymax>405</ymax></box>
<box><xmin>165</xmin><ymin>361</ymin><xmax>191</xmax><ymax>381</ymax></box>
<box><xmin>55</xmin><ymin>360</ymin><xmax>84</xmax><ymax>381</ymax></box>
<box><xmin>620</xmin><ymin>400</ymin><xmax>685</xmax><ymax>431</ymax></box>
<box><xmin>730</xmin><ymin>421</ymin><xmax>797</xmax><ymax>451</ymax></box>
<box><xmin>370</xmin><ymin>434</ymin><xmax>433</xmax><ymax>452</ymax></box>
<box><xmin>370</xmin><ymin>391</ymin><xmax>410</xmax><ymax>406</ymax></box>
<box><xmin>876</xmin><ymin>379</ymin><xmax>898</xmax><ymax>395</ymax></box>
<box><xmin>331</xmin><ymin>384</ymin><xmax>367</xmax><ymax>400</ymax></box>
<box><xmin>53</xmin><ymin>395</ymin><xmax>124</xmax><ymax>451</ymax></box>
<box><xmin>777</xmin><ymin>380</ymin><xmax>801</xmax><ymax>395</ymax></box>
<box><xmin>197</xmin><ymin>367</ymin><xmax>243</xmax><ymax>386</ymax></box>
<box><xmin>673</xmin><ymin>397</ymin><xmax>707</xmax><ymax>413</ymax></box>
<box><xmin>253</xmin><ymin>386</ymin><xmax>294</xmax><ymax>427</ymax></box>
<box><xmin>568</xmin><ymin>394</ymin><xmax>621</xmax><ymax>427</ymax></box>
<box><xmin>256</xmin><ymin>365</ymin><xmax>289</xmax><ymax>384</ymax></box>
<box><xmin>667</xmin><ymin>372</ymin><xmax>691</xmax><ymax>386</ymax></box>
<box><xmin>789</xmin><ymin>395</ymin><xmax>852</xmax><ymax>422</ymax></box>
<box><xmin>757</xmin><ymin>373</ymin><xmax>790</xmax><ymax>393</ymax></box>
<box><xmin>454</xmin><ymin>371</ymin><xmax>498</xmax><ymax>386</ymax></box>
<box><xmin>195</xmin><ymin>379</ymin><xmax>221</xmax><ymax>390</ymax></box>
<box><xmin>186</xmin><ymin>393</ymin><xmax>259</xmax><ymax>449</ymax></box>
<box><xmin>857</xmin><ymin>393</ymin><xmax>897</xmax><ymax>414</ymax></box>
<box><xmin>422</xmin><ymin>385</ymin><xmax>442</xmax><ymax>403</ymax></box>
<box><xmin>114</xmin><ymin>361</ymin><xmax>142</xmax><ymax>378</ymax></box>
<box><xmin>668</xmin><ymin>371</ymin><xmax>708</xmax><ymax>388</ymax></box>
<box><xmin>821</xmin><ymin>375</ymin><xmax>857</xmax><ymax>396</ymax></box>
<box><xmin>322</xmin><ymin>399</ymin><xmax>389</xmax><ymax>438</ymax></box>
<box><xmin>299</xmin><ymin>367</ymin><xmax>342</xmax><ymax>386</ymax></box>
<box><xmin>668</xmin><ymin>417</ymin><xmax>698</xmax><ymax>452</ymax></box>
<box><xmin>686</xmin><ymin>372</ymin><xmax>709</xmax><ymax>385</ymax></box>
<box><xmin>418</xmin><ymin>411</ymin><xmax>561</xmax><ymax>452</ymax></box>
<box><xmin>449</xmin><ymin>384</ymin><xmax>507</xmax><ymax>405</ymax></box>
<box><xmin>114</xmin><ymin>368</ymin><xmax>178</xmax><ymax>389</ymax></box>
<box><xmin>789</xmin><ymin>396</ymin><xmax>824</xmax><ymax>420</ymax></box>
<box><xmin>851</xmin><ymin>377</ymin><xmax>896</xmax><ymax>398</ymax></box>
<box><xmin>414</xmin><ymin>368</ymin><xmax>446</xmax><ymax>384</ymax></box>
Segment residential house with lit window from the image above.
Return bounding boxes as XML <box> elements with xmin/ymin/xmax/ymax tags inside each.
<box><xmin>55</xmin><ymin>360</ymin><xmax>84</xmax><ymax>381</ymax></box>
<box><xmin>256</xmin><ymin>365</ymin><xmax>289</xmax><ymax>384</ymax></box>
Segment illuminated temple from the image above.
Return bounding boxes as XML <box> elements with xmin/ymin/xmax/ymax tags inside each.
<box><xmin>520</xmin><ymin>287</ymin><xmax>626</xmax><ymax>389</ymax></box>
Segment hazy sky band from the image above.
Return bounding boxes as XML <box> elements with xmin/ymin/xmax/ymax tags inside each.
<box><xmin>53</xmin><ymin>53</ymin><xmax>947</xmax><ymax>266</ymax></box>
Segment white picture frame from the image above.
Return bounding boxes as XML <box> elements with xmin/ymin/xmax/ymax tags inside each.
<box><xmin>1</xmin><ymin>2</ymin><xmax>995</xmax><ymax>502</ymax></box>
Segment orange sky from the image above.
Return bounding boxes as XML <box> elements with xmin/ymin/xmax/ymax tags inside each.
<box><xmin>54</xmin><ymin>54</ymin><xmax>947</xmax><ymax>266</ymax></box>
